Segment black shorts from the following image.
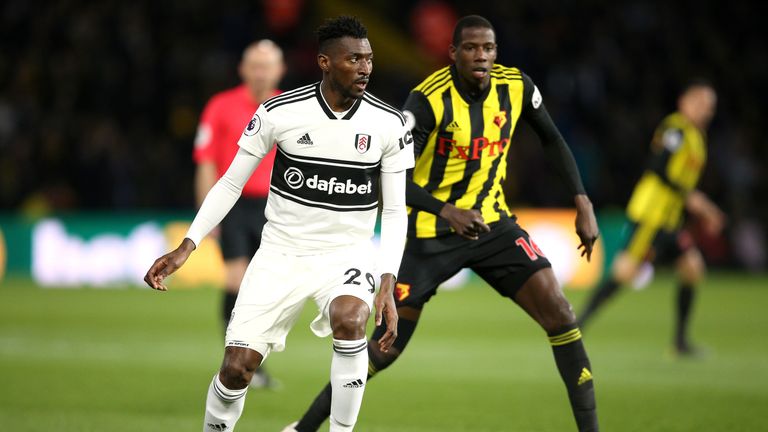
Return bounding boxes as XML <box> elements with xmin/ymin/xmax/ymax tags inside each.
<box><xmin>622</xmin><ymin>221</ymin><xmax>695</xmax><ymax>263</ymax></box>
<box><xmin>393</xmin><ymin>217</ymin><xmax>552</xmax><ymax>309</ymax></box>
<box><xmin>219</xmin><ymin>197</ymin><xmax>268</xmax><ymax>260</ymax></box>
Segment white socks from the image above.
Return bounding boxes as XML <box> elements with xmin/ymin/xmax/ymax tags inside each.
<box><xmin>202</xmin><ymin>339</ymin><xmax>367</xmax><ymax>432</ymax></box>
<box><xmin>329</xmin><ymin>338</ymin><xmax>369</xmax><ymax>432</ymax></box>
<box><xmin>203</xmin><ymin>374</ymin><xmax>247</xmax><ymax>432</ymax></box>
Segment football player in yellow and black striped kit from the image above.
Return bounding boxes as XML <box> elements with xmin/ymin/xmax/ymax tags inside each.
<box><xmin>578</xmin><ymin>80</ymin><xmax>724</xmax><ymax>356</ymax></box>
<box><xmin>287</xmin><ymin>15</ymin><xmax>600</xmax><ymax>432</ymax></box>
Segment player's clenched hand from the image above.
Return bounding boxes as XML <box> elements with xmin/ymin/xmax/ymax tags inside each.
<box><xmin>574</xmin><ymin>194</ymin><xmax>599</xmax><ymax>262</ymax></box>
<box><xmin>144</xmin><ymin>238</ymin><xmax>196</xmax><ymax>291</ymax></box>
<box><xmin>375</xmin><ymin>273</ymin><xmax>399</xmax><ymax>353</ymax></box>
<box><xmin>440</xmin><ymin>203</ymin><xmax>491</xmax><ymax>240</ymax></box>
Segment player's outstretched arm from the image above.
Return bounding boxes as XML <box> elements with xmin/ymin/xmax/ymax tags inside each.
<box><xmin>574</xmin><ymin>194</ymin><xmax>599</xmax><ymax>261</ymax></box>
<box><xmin>144</xmin><ymin>238</ymin><xmax>196</xmax><ymax>291</ymax></box>
<box><xmin>146</xmin><ymin>148</ymin><xmax>262</xmax><ymax>291</ymax></box>
<box><xmin>519</xmin><ymin>74</ymin><xmax>599</xmax><ymax>259</ymax></box>
<box><xmin>374</xmin><ymin>273</ymin><xmax>398</xmax><ymax>353</ymax></box>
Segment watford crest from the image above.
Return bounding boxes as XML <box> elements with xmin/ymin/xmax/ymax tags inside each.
<box><xmin>493</xmin><ymin>111</ymin><xmax>507</xmax><ymax>128</ymax></box>
<box><xmin>395</xmin><ymin>282</ymin><xmax>411</xmax><ymax>301</ymax></box>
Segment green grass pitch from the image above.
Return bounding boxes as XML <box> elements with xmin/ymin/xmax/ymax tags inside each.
<box><xmin>1</xmin><ymin>272</ymin><xmax>767</xmax><ymax>431</ymax></box>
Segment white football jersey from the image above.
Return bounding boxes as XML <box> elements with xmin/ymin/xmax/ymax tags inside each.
<box><xmin>238</xmin><ymin>82</ymin><xmax>415</xmax><ymax>254</ymax></box>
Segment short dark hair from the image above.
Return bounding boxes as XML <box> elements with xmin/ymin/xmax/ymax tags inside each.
<box><xmin>680</xmin><ymin>77</ymin><xmax>715</xmax><ymax>96</ymax></box>
<box><xmin>452</xmin><ymin>15</ymin><xmax>494</xmax><ymax>47</ymax></box>
<box><xmin>317</xmin><ymin>16</ymin><xmax>368</xmax><ymax>52</ymax></box>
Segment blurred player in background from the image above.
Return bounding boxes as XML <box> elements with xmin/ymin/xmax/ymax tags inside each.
<box><xmin>194</xmin><ymin>40</ymin><xmax>284</xmax><ymax>387</ymax></box>
<box><xmin>287</xmin><ymin>15</ymin><xmax>600</xmax><ymax>432</ymax></box>
<box><xmin>578</xmin><ymin>80</ymin><xmax>723</xmax><ymax>356</ymax></box>
<box><xmin>147</xmin><ymin>16</ymin><xmax>413</xmax><ymax>432</ymax></box>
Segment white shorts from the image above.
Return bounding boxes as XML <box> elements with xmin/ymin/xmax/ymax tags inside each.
<box><xmin>225</xmin><ymin>243</ymin><xmax>377</xmax><ymax>359</ymax></box>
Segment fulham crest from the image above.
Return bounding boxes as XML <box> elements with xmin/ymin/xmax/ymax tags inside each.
<box><xmin>355</xmin><ymin>134</ymin><xmax>371</xmax><ymax>154</ymax></box>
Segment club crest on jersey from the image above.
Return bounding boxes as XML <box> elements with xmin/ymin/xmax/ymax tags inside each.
<box><xmin>355</xmin><ymin>134</ymin><xmax>371</xmax><ymax>154</ymax></box>
<box><xmin>243</xmin><ymin>113</ymin><xmax>261</xmax><ymax>136</ymax></box>
<box><xmin>493</xmin><ymin>111</ymin><xmax>507</xmax><ymax>128</ymax></box>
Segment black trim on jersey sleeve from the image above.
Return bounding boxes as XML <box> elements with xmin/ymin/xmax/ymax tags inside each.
<box><xmin>520</xmin><ymin>73</ymin><xmax>586</xmax><ymax>196</ymax></box>
<box><xmin>647</xmin><ymin>134</ymin><xmax>688</xmax><ymax>195</ymax></box>
<box><xmin>263</xmin><ymin>83</ymin><xmax>316</xmax><ymax>111</ymax></box>
<box><xmin>402</xmin><ymin>91</ymin><xmax>446</xmax><ymax>216</ymax></box>
<box><xmin>363</xmin><ymin>93</ymin><xmax>406</xmax><ymax>125</ymax></box>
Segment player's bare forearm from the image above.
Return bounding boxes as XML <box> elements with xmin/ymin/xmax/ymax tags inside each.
<box><xmin>686</xmin><ymin>190</ymin><xmax>726</xmax><ymax>235</ymax></box>
<box><xmin>144</xmin><ymin>238</ymin><xmax>196</xmax><ymax>291</ymax></box>
<box><xmin>439</xmin><ymin>203</ymin><xmax>491</xmax><ymax>240</ymax></box>
<box><xmin>686</xmin><ymin>190</ymin><xmax>718</xmax><ymax>216</ymax></box>
<box><xmin>375</xmin><ymin>273</ymin><xmax>398</xmax><ymax>352</ymax></box>
<box><xmin>574</xmin><ymin>194</ymin><xmax>599</xmax><ymax>261</ymax></box>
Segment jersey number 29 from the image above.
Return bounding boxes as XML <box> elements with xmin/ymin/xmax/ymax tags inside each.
<box><xmin>344</xmin><ymin>268</ymin><xmax>375</xmax><ymax>293</ymax></box>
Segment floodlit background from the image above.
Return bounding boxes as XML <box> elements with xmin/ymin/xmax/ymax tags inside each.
<box><xmin>1</xmin><ymin>1</ymin><xmax>767</xmax><ymax>431</ymax></box>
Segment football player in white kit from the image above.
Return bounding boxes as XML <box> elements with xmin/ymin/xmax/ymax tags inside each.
<box><xmin>144</xmin><ymin>16</ymin><xmax>414</xmax><ymax>432</ymax></box>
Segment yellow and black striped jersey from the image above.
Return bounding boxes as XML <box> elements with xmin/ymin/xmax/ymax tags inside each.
<box><xmin>626</xmin><ymin>112</ymin><xmax>707</xmax><ymax>230</ymax></box>
<box><xmin>403</xmin><ymin>64</ymin><xmax>584</xmax><ymax>239</ymax></box>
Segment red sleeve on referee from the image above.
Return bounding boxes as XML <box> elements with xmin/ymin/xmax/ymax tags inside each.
<box><xmin>193</xmin><ymin>96</ymin><xmax>221</xmax><ymax>164</ymax></box>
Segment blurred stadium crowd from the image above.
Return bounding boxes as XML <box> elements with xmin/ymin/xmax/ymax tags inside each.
<box><xmin>0</xmin><ymin>0</ymin><xmax>765</xmax><ymax>270</ymax></box>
